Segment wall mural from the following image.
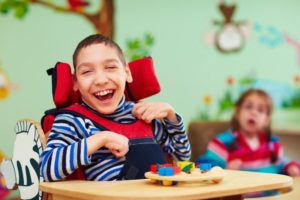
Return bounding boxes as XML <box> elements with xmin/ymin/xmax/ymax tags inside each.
<box><xmin>0</xmin><ymin>150</ymin><xmax>10</xmax><ymax>200</ymax></box>
<box><xmin>253</xmin><ymin>23</ymin><xmax>300</xmax><ymax>67</ymax></box>
<box><xmin>204</xmin><ymin>0</ymin><xmax>251</xmax><ymax>53</ymax></box>
<box><xmin>284</xmin><ymin>34</ymin><xmax>300</xmax><ymax>67</ymax></box>
<box><xmin>0</xmin><ymin>0</ymin><xmax>155</xmax><ymax>62</ymax></box>
<box><xmin>0</xmin><ymin>64</ymin><xmax>18</xmax><ymax>100</ymax></box>
<box><xmin>0</xmin><ymin>0</ymin><xmax>114</xmax><ymax>38</ymax></box>
<box><xmin>198</xmin><ymin>1</ymin><xmax>300</xmax><ymax>122</ymax></box>
<box><xmin>195</xmin><ymin>72</ymin><xmax>300</xmax><ymax>121</ymax></box>
<box><xmin>1</xmin><ymin>120</ymin><xmax>44</xmax><ymax>200</ymax></box>
<box><xmin>125</xmin><ymin>33</ymin><xmax>155</xmax><ymax>61</ymax></box>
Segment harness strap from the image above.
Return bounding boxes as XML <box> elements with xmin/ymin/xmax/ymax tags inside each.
<box><xmin>44</xmin><ymin>103</ymin><xmax>154</xmax><ymax>139</ymax></box>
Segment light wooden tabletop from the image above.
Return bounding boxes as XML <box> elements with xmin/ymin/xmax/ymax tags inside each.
<box><xmin>40</xmin><ymin>170</ymin><xmax>293</xmax><ymax>200</ymax></box>
<box><xmin>245</xmin><ymin>177</ymin><xmax>300</xmax><ymax>200</ymax></box>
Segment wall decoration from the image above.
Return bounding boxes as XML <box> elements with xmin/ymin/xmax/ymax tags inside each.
<box><xmin>125</xmin><ymin>33</ymin><xmax>155</xmax><ymax>61</ymax></box>
<box><xmin>0</xmin><ymin>0</ymin><xmax>115</xmax><ymax>38</ymax></box>
<box><xmin>254</xmin><ymin>24</ymin><xmax>283</xmax><ymax>48</ymax></box>
<box><xmin>0</xmin><ymin>120</ymin><xmax>44</xmax><ymax>200</ymax></box>
<box><xmin>194</xmin><ymin>71</ymin><xmax>300</xmax><ymax>121</ymax></box>
<box><xmin>195</xmin><ymin>95</ymin><xmax>213</xmax><ymax>121</ymax></box>
<box><xmin>0</xmin><ymin>150</ymin><xmax>10</xmax><ymax>200</ymax></box>
<box><xmin>284</xmin><ymin>33</ymin><xmax>300</xmax><ymax>67</ymax></box>
<box><xmin>204</xmin><ymin>0</ymin><xmax>251</xmax><ymax>53</ymax></box>
<box><xmin>0</xmin><ymin>65</ymin><xmax>18</xmax><ymax>100</ymax></box>
<box><xmin>254</xmin><ymin>24</ymin><xmax>300</xmax><ymax>67</ymax></box>
<box><xmin>285</xmin><ymin>75</ymin><xmax>300</xmax><ymax>108</ymax></box>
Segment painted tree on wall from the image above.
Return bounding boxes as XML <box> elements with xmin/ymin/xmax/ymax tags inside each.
<box><xmin>0</xmin><ymin>0</ymin><xmax>114</xmax><ymax>38</ymax></box>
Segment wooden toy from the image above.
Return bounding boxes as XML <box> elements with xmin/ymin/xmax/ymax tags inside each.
<box><xmin>145</xmin><ymin>162</ymin><xmax>226</xmax><ymax>186</ymax></box>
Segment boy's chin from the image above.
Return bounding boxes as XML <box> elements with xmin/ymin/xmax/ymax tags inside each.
<box><xmin>95</xmin><ymin>105</ymin><xmax>118</xmax><ymax>115</ymax></box>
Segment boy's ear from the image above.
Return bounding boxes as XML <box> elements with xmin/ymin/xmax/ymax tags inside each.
<box><xmin>73</xmin><ymin>75</ymin><xmax>79</xmax><ymax>91</ymax></box>
<box><xmin>125</xmin><ymin>65</ymin><xmax>133</xmax><ymax>83</ymax></box>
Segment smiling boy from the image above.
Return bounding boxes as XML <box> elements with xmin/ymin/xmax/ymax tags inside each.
<box><xmin>40</xmin><ymin>34</ymin><xmax>191</xmax><ymax>181</ymax></box>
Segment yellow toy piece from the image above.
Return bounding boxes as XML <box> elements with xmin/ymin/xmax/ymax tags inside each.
<box><xmin>177</xmin><ymin>161</ymin><xmax>195</xmax><ymax>172</ymax></box>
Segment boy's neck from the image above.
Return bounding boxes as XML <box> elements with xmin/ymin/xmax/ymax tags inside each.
<box><xmin>80</xmin><ymin>96</ymin><xmax>126</xmax><ymax>116</ymax></box>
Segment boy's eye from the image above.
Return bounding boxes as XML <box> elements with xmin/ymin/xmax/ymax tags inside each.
<box><xmin>81</xmin><ymin>70</ymin><xmax>92</xmax><ymax>75</ymax></box>
<box><xmin>106</xmin><ymin>65</ymin><xmax>118</xmax><ymax>70</ymax></box>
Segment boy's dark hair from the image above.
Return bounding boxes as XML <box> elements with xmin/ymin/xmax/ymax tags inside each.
<box><xmin>72</xmin><ymin>34</ymin><xmax>126</xmax><ymax>68</ymax></box>
<box><xmin>229</xmin><ymin>88</ymin><xmax>277</xmax><ymax>163</ymax></box>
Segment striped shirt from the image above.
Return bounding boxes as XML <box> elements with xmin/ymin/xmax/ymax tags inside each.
<box><xmin>41</xmin><ymin>98</ymin><xmax>191</xmax><ymax>181</ymax></box>
<box><xmin>197</xmin><ymin>129</ymin><xmax>296</xmax><ymax>174</ymax></box>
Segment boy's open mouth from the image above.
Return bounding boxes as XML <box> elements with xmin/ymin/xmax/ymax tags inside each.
<box><xmin>94</xmin><ymin>89</ymin><xmax>114</xmax><ymax>101</ymax></box>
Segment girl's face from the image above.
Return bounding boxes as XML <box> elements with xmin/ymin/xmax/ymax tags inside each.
<box><xmin>73</xmin><ymin>43</ymin><xmax>132</xmax><ymax>114</ymax></box>
<box><xmin>236</xmin><ymin>93</ymin><xmax>270</xmax><ymax>137</ymax></box>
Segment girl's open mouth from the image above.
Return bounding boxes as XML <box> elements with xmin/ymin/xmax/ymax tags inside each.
<box><xmin>247</xmin><ymin>119</ymin><xmax>256</xmax><ymax>126</ymax></box>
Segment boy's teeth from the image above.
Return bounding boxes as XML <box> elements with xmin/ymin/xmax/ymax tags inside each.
<box><xmin>96</xmin><ymin>90</ymin><xmax>112</xmax><ymax>96</ymax></box>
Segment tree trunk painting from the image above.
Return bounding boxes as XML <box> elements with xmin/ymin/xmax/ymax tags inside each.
<box><xmin>0</xmin><ymin>0</ymin><xmax>115</xmax><ymax>38</ymax></box>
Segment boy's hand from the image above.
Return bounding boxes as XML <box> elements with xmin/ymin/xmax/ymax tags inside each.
<box><xmin>103</xmin><ymin>131</ymin><xmax>129</xmax><ymax>158</ymax></box>
<box><xmin>132</xmin><ymin>102</ymin><xmax>178</xmax><ymax>123</ymax></box>
<box><xmin>227</xmin><ymin>159</ymin><xmax>242</xmax><ymax>170</ymax></box>
<box><xmin>87</xmin><ymin>131</ymin><xmax>129</xmax><ymax>158</ymax></box>
<box><xmin>287</xmin><ymin>164</ymin><xmax>300</xmax><ymax>177</ymax></box>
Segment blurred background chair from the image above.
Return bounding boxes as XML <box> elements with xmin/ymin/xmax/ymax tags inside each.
<box><xmin>188</xmin><ymin>121</ymin><xmax>230</xmax><ymax>162</ymax></box>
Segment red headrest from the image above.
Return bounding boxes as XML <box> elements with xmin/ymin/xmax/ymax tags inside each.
<box><xmin>48</xmin><ymin>57</ymin><xmax>161</xmax><ymax>108</ymax></box>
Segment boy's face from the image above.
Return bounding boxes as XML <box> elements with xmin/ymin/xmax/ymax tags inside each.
<box><xmin>74</xmin><ymin>43</ymin><xmax>132</xmax><ymax>114</ymax></box>
<box><xmin>236</xmin><ymin>93</ymin><xmax>270</xmax><ymax>136</ymax></box>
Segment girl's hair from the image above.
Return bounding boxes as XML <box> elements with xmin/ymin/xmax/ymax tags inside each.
<box><xmin>229</xmin><ymin>88</ymin><xmax>277</xmax><ymax>163</ymax></box>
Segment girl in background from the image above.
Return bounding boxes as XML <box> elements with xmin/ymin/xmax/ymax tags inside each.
<box><xmin>197</xmin><ymin>89</ymin><xmax>300</xmax><ymax>176</ymax></box>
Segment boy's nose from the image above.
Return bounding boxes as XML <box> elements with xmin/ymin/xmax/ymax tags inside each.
<box><xmin>94</xmin><ymin>72</ymin><xmax>108</xmax><ymax>85</ymax></box>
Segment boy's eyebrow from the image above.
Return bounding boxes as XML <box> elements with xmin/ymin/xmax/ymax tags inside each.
<box><xmin>103</xmin><ymin>58</ymin><xmax>120</xmax><ymax>64</ymax></box>
<box><xmin>77</xmin><ymin>62</ymin><xmax>93</xmax><ymax>70</ymax></box>
<box><xmin>77</xmin><ymin>59</ymin><xmax>120</xmax><ymax>69</ymax></box>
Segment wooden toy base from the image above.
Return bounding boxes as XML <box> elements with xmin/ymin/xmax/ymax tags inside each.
<box><xmin>144</xmin><ymin>166</ymin><xmax>226</xmax><ymax>186</ymax></box>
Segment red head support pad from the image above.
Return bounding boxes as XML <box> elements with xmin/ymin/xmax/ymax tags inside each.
<box><xmin>48</xmin><ymin>57</ymin><xmax>161</xmax><ymax>109</ymax></box>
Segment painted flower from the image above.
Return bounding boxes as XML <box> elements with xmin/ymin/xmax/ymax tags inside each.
<box><xmin>293</xmin><ymin>75</ymin><xmax>300</xmax><ymax>84</ymax></box>
<box><xmin>203</xmin><ymin>95</ymin><xmax>212</xmax><ymax>105</ymax></box>
<box><xmin>226</xmin><ymin>76</ymin><xmax>234</xmax><ymax>86</ymax></box>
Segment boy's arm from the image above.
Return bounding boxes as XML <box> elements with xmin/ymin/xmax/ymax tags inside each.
<box><xmin>132</xmin><ymin>101</ymin><xmax>191</xmax><ymax>161</ymax></box>
<box><xmin>153</xmin><ymin>114</ymin><xmax>191</xmax><ymax>161</ymax></box>
<box><xmin>41</xmin><ymin>114</ymin><xmax>130</xmax><ymax>182</ymax></box>
<box><xmin>40</xmin><ymin>114</ymin><xmax>91</xmax><ymax>182</ymax></box>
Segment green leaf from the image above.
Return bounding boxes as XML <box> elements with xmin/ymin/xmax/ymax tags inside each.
<box><xmin>144</xmin><ymin>33</ymin><xmax>154</xmax><ymax>46</ymax></box>
<box><xmin>127</xmin><ymin>39</ymin><xmax>140</xmax><ymax>49</ymax></box>
<box><xmin>0</xmin><ymin>0</ymin><xmax>29</xmax><ymax>18</ymax></box>
<box><xmin>131</xmin><ymin>54</ymin><xmax>142</xmax><ymax>61</ymax></box>
<box><xmin>15</xmin><ymin>4</ymin><xmax>28</xmax><ymax>18</ymax></box>
<box><xmin>0</xmin><ymin>1</ymin><xmax>11</xmax><ymax>14</ymax></box>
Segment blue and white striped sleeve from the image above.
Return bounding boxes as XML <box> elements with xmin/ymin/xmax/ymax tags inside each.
<box><xmin>154</xmin><ymin>113</ymin><xmax>191</xmax><ymax>161</ymax></box>
<box><xmin>40</xmin><ymin>114</ymin><xmax>90</xmax><ymax>182</ymax></box>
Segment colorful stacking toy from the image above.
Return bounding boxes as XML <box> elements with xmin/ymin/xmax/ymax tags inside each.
<box><xmin>145</xmin><ymin>162</ymin><xmax>226</xmax><ymax>186</ymax></box>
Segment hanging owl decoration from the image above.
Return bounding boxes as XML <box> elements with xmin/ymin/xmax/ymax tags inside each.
<box><xmin>204</xmin><ymin>0</ymin><xmax>251</xmax><ymax>53</ymax></box>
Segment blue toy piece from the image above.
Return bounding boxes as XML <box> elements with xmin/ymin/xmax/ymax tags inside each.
<box><xmin>199</xmin><ymin>163</ymin><xmax>212</xmax><ymax>171</ymax></box>
<box><xmin>158</xmin><ymin>167</ymin><xmax>174</xmax><ymax>176</ymax></box>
